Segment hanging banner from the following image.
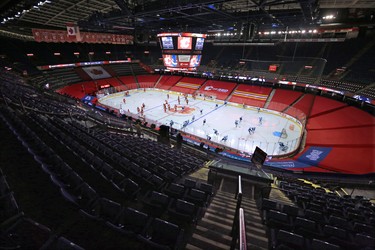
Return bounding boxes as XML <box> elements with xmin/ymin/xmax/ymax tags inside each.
<box><xmin>32</xmin><ymin>28</ymin><xmax>133</xmax><ymax>44</ymax></box>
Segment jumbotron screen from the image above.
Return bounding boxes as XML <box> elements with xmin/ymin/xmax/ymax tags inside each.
<box><xmin>157</xmin><ymin>32</ymin><xmax>206</xmax><ymax>71</ymax></box>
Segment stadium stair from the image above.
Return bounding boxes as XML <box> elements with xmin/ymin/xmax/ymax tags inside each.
<box><xmin>185</xmin><ymin>190</ymin><xmax>268</xmax><ymax>249</ymax></box>
<box><xmin>225</xmin><ymin>84</ymin><xmax>240</xmax><ymax>102</ymax></box>
<box><xmin>153</xmin><ymin>75</ymin><xmax>163</xmax><ymax>88</ymax></box>
<box><xmin>281</xmin><ymin>93</ymin><xmax>305</xmax><ymax>113</ymax></box>
<box><xmin>263</xmin><ymin>89</ymin><xmax>276</xmax><ymax>109</ymax></box>
<box><xmin>129</xmin><ymin>66</ymin><xmax>141</xmax><ymax>89</ymax></box>
<box><xmin>268</xmin><ymin>183</ymin><xmax>295</xmax><ymax>206</ymax></box>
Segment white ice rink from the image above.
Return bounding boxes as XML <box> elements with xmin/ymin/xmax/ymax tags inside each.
<box><xmin>98</xmin><ymin>89</ymin><xmax>303</xmax><ymax>156</ymax></box>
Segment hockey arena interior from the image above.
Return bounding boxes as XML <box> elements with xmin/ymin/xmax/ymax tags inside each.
<box><xmin>0</xmin><ymin>0</ymin><xmax>375</xmax><ymax>249</ymax></box>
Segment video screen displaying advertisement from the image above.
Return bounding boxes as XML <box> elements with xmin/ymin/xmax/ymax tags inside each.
<box><xmin>163</xmin><ymin>54</ymin><xmax>178</xmax><ymax>67</ymax></box>
<box><xmin>161</xmin><ymin>36</ymin><xmax>174</xmax><ymax>49</ymax></box>
<box><xmin>178</xmin><ymin>55</ymin><xmax>191</xmax><ymax>67</ymax></box>
<box><xmin>195</xmin><ymin>37</ymin><xmax>205</xmax><ymax>50</ymax></box>
<box><xmin>189</xmin><ymin>55</ymin><xmax>201</xmax><ymax>67</ymax></box>
<box><xmin>178</xmin><ymin>55</ymin><xmax>191</xmax><ymax>62</ymax></box>
<box><xmin>177</xmin><ymin>37</ymin><xmax>192</xmax><ymax>50</ymax></box>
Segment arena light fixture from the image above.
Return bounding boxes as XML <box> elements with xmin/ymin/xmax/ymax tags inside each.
<box><xmin>323</xmin><ymin>15</ymin><xmax>335</xmax><ymax>20</ymax></box>
<box><xmin>2</xmin><ymin>0</ymin><xmax>52</xmax><ymax>24</ymax></box>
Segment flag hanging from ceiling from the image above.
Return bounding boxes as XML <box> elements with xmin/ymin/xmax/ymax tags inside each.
<box><xmin>66</xmin><ymin>23</ymin><xmax>76</xmax><ymax>36</ymax></box>
<box><xmin>66</xmin><ymin>23</ymin><xmax>81</xmax><ymax>41</ymax></box>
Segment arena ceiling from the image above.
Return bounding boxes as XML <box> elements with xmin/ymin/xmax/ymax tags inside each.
<box><xmin>0</xmin><ymin>0</ymin><xmax>374</xmax><ymax>35</ymax></box>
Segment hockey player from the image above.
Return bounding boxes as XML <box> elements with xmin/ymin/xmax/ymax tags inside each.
<box><xmin>259</xmin><ymin>117</ymin><xmax>263</xmax><ymax>125</ymax></box>
<box><xmin>221</xmin><ymin>135</ymin><xmax>228</xmax><ymax>142</ymax></box>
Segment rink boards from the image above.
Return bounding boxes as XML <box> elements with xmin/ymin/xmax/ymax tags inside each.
<box><xmin>98</xmin><ymin>88</ymin><xmax>304</xmax><ymax>156</ymax></box>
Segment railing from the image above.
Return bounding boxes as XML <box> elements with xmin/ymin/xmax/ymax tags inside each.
<box><xmin>238</xmin><ymin>208</ymin><xmax>247</xmax><ymax>250</ymax></box>
<box><xmin>231</xmin><ymin>175</ymin><xmax>247</xmax><ymax>250</ymax></box>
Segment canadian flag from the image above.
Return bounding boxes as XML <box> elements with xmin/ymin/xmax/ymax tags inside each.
<box><xmin>66</xmin><ymin>23</ymin><xmax>81</xmax><ymax>41</ymax></box>
<box><xmin>66</xmin><ymin>23</ymin><xmax>76</xmax><ymax>36</ymax></box>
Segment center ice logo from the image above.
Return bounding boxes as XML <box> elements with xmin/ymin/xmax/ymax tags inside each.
<box><xmin>305</xmin><ymin>150</ymin><xmax>323</xmax><ymax>161</ymax></box>
<box><xmin>204</xmin><ymin>86</ymin><xmax>228</xmax><ymax>92</ymax></box>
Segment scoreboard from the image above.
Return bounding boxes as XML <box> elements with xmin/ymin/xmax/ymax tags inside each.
<box><xmin>157</xmin><ymin>32</ymin><xmax>206</xmax><ymax>71</ymax></box>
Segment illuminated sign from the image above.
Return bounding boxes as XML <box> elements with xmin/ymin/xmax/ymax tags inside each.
<box><xmin>163</xmin><ymin>55</ymin><xmax>178</xmax><ymax>67</ymax></box>
<box><xmin>195</xmin><ymin>37</ymin><xmax>205</xmax><ymax>50</ymax></box>
<box><xmin>178</xmin><ymin>37</ymin><xmax>192</xmax><ymax>50</ymax></box>
<box><xmin>189</xmin><ymin>55</ymin><xmax>201</xmax><ymax>67</ymax></box>
<box><xmin>161</xmin><ymin>36</ymin><xmax>174</xmax><ymax>49</ymax></box>
<box><xmin>157</xmin><ymin>33</ymin><xmax>207</xmax><ymax>38</ymax></box>
<box><xmin>269</xmin><ymin>65</ymin><xmax>278</xmax><ymax>72</ymax></box>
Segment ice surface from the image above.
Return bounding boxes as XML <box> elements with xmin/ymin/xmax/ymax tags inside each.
<box><xmin>99</xmin><ymin>89</ymin><xmax>303</xmax><ymax>156</ymax></box>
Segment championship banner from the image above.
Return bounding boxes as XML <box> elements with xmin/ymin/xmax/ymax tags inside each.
<box><xmin>32</xmin><ymin>28</ymin><xmax>133</xmax><ymax>44</ymax></box>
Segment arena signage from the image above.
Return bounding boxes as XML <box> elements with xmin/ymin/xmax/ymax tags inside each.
<box><xmin>204</xmin><ymin>86</ymin><xmax>229</xmax><ymax>92</ymax></box>
<box><xmin>297</xmin><ymin>147</ymin><xmax>332</xmax><ymax>166</ymax></box>
<box><xmin>32</xmin><ymin>28</ymin><xmax>133</xmax><ymax>44</ymax></box>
